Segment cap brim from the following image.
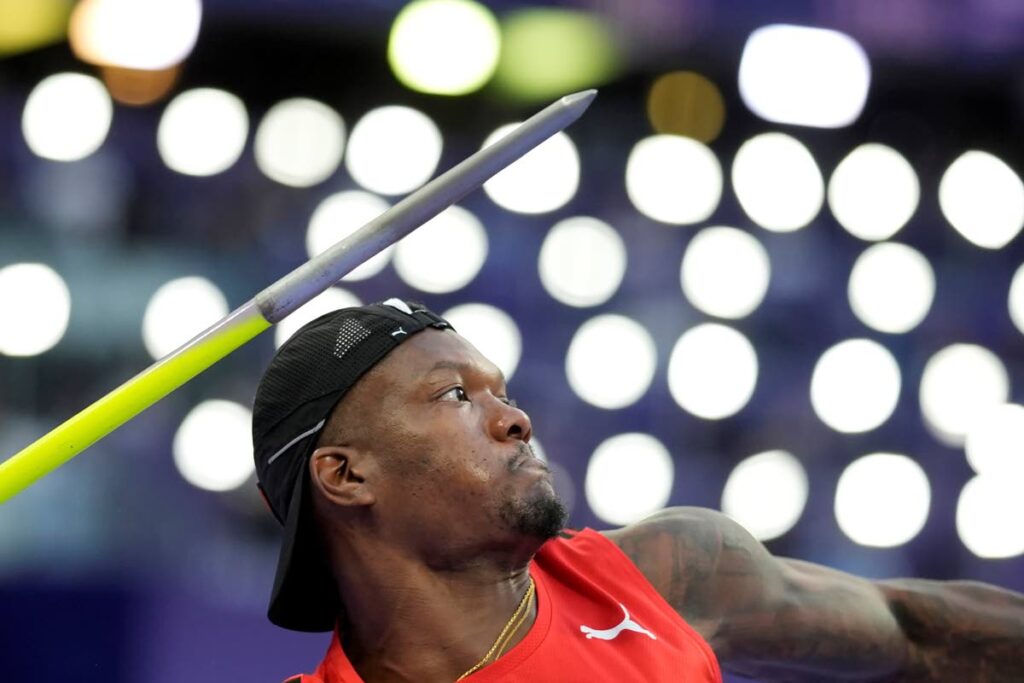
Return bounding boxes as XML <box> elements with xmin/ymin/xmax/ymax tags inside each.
<box><xmin>267</xmin><ymin>468</ymin><xmax>339</xmax><ymax>632</ymax></box>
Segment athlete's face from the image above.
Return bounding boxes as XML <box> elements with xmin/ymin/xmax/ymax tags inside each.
<box><xmin>340</xmin><ymin>328</ymin><xmax>565</xmax><ymax>555</ymax></box>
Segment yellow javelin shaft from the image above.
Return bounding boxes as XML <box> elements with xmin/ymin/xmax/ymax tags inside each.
<box><xmin>0</xmin><ymin>305</ymin><xmax>271</xmax><ymax>503</ymax></box>
<box><xmin>0</xmin><ymin>90</ymin><xmax>598</xmax><ymax>504</ymax></box>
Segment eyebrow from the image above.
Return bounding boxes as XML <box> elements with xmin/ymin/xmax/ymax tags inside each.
<box><xmin>424</xmin><ymin>360</ymin><xmax>507</xmax><ymax>386</ymax></box>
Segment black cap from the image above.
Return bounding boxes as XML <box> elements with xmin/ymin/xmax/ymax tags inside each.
<box><xmin>252</xmin><ymin>298</ymin><xmax>453</xmax><ymax>632</ymax></box>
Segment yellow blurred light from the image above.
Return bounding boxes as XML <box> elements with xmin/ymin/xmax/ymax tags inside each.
<box><xmin>646</xmin><ymin>71</ymin><xmax>726</xmax><ymax>143</ymax></box>
<box><xmin>388</xmin><ymin>0</ymin><xmax>500</xmax><ymax>95</ymax></box>
<box><xmin>100</xmin><ymin>64</ymin><xmax>180</xmax><ymax>106</ymax></box>
<box><xmin>70</xmin><ymin>0</ymin><xmax>201</xmax><ymax>71</ymax></box>
<box><xmin>494</xmin><ymin>8</ymin><xmax>620</xmax><ymax>101</ymax></box>
<box><xmin>0</xmin><ymin>0</ymin><xmax>70</xmax><ymax>55</ymax></box>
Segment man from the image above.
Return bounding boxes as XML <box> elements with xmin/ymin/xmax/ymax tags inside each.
<box><xmin>252</xmin><ymin>298</ymin><xmax>1024</xmax><ymax>682</ymax></box>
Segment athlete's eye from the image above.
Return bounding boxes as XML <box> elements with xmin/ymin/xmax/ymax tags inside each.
<box><xmin>439</xmin><ymin>386</ymin><xmax>469</xmax><ymax>402</ymax></box>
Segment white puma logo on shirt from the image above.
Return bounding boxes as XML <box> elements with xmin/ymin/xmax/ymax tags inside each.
<box><xmin>580</xmin><ymin>603</ymin><xmax>657</xmax><ymax>641</ymax></box>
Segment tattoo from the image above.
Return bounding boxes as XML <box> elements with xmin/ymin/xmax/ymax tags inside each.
<box><xmin>608</xmin><ymin>507</ymin><xmax>1024</xmax><ymax>682</ymax></box>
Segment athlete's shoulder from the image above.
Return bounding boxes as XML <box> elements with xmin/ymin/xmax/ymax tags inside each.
<box><xmin>601</xmin><ymin>506</ymin><xmax>732</xmax><ymax>552</ymax></box>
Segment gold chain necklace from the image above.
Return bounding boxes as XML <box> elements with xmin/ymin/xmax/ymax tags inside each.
<box><xmin>456</xmin><ymin>577</ymin><xmax>536</xmax><ymax>681</ymax></box>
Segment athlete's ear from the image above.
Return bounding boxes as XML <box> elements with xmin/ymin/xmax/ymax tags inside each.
<box><xmin>309</xmin><ymin>446</ymin><xmax>377</xmax><ymax>509</ymax></box>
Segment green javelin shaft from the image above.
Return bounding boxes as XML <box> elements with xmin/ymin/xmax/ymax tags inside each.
<box><xmin>0</xmin><ymin>90</ymin><xmax>597</xmax><ymax>504</ymax></box>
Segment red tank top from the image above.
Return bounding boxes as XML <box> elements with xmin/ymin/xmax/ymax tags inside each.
<box><xmin>293</xmin><ymin>528</ymin><xmax>722</xmax><ymax>682</ymax></box>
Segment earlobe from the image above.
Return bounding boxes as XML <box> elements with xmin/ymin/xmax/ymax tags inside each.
<box><xmin>309</xmin><ymin>446</ymin><xmax>376</xmax><ymax>508</ymax></box>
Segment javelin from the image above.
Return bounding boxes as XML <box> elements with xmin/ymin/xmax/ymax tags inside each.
<box><xmin>0</xmin><ymin>89</ymin><xmax>597</xmax><ymax>504</ymax></box>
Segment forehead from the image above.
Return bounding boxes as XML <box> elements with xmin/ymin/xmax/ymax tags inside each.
<box><xmin>375</xmin><ymin>328</ymin><xmax>503</xmax><ymax>385</ymax></box>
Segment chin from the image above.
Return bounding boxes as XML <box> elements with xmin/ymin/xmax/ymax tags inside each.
<box><xmin>499</xmin><ymin>486</ymin><xmax>569</xmax><ymax>541</ymax></box>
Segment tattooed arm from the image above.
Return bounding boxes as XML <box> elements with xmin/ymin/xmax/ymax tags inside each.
<box><xmin>603</xmin><ymin>507</ymin><xmax>1024</xmax><ymax>682</ymax></box>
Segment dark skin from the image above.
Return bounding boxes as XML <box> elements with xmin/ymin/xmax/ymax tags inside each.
<box><xmin>308</xmin><ymin>328</ymin><xmax>1024</xmax><ymax>682</ymax></box>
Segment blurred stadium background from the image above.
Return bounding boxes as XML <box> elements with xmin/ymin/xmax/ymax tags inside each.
<box><xmin>1</xmin><ymin>0</ymin><xmax>1023</xmax><ymax>680</ymax></box>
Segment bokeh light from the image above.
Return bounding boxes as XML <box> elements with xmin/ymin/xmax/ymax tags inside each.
<box><xmin>0</xmin><ymin>0</ymin><xmax>70</xmax><ymax>55</ymax></box>
<box><xmin>274</xmin><ymin>287</ymin><xmax>361</xmax><ymax>349</ymax></box>
<box><xmin>565</xmin><ymin>315</ymin><xmax>657</xmax><ymax>409</ymax></box>
<box><xmin>732</xmin><ymin>132</ymin><xmax>824</xmax><ymax>232</ymax></box>
<box><xmin>255</xmin><ymin>98</ymin><xmax>345</xmax><ymax>187</ymax></box>
<box><xmin>142</xmin><ymin>276</ymin><xmax>229</xmax><ymax>360</ymax></box>
<box><xmin>442</xmin><ymin>303</ymin><xmax>522</xmax><ymax>380</ymax></box>
<box><xmin>69</xmin><ymin>0</ymin><xmax>201</xmax><ymax>70</ymax></box>
<box><xmin>345</xmin><ymin>105</ymin><xmax>442</xmax><ymax>196</ymax></box>
<box><xmin>738</xmin><ymin>24</ymin><xmax>870</xmax><ymax>128</ymax></box>
<box><xmin>957</xmin><ymin>476</ymin><xmax>1024</xmax><ymax>559</ymax></box>
<box><xmin>646</xmin><ymin>71</ymin><xmax>726</xmax><ymax>143</ymax></box>
<box><xmin>681</xmin><ymin>226</ymin><xmax>770</xmax><ymax>319</ymax></box>
<box><xmin>494</xmin><ymin>8</ymin><xmax>619</xmax><ymax>101</ymax></box>
<box><xmin>157</xmin><ymin>88</ymin><xmax>248</xmax><ymax>177</ymax></box>
<box><xmin>810</xmin><ymin>339</ymin><xmax>901</xmax><ymax>433</ymax></box>
<box><xmin>722</xmin><ymin>450</ymin><xmax>808</xmax><ymax>541</ymax></box>
<box><xmin>538</xmin><ymin>216</ymin><xmax>626</xmax><ymax>307</ymax></box>
<box><xmin>0</xmin><ymin>263</ymin><xmax>71</xmax><ymax>356</ymax></box>
<box><xmin>625</xmin><ymin>135</ymin><xmax>722</xmax><ymax>225</ymax></box>
<box><xmin>388</xmin><ymin>0</ymin><xmax>500</xmax><ymax>96</ymax></box>
<box><xmin>848</xmin><ymin>242</ymin><xmax>935</xmax><ymax>333</ymax></box>
<box><xmin>939</xmin><ymin>151</ymin><xmax>1024</xmax><ymax>249</ymax></box>
<box><xmin>835</xmin><ymin>453</ymin><xmax>931</xmax><ymax>547</ymax></box>
<box><xmin>1009</xmin><ymin>263</ymin><xmax>1024</xmax><ymax>336</ymax></box>
<box><xmin>585</xmin><ymin>433</ymin><xmax>674</xmax><ymax>525</ymax></box>
<box><xmin>173</xmin><ymin>400</ymin><xmax>254</xmax><ymax>492</ymax></box>
<box><xmin>828</xmin><ymin>143</ymin><xmax>920</xmax><ymax>241</ymax></box>
<box><xmin>668</xmin><ymin>323</ymin><xmax>758</xmax><ymax>419</ymax></box>
<box><xmin>482</xmin><ymin>125</ymin><xmax>579</xmax><ymax>214</ymax></box>
<box><xmin>920</xmin><ymin>344</ymin><xmax>1009</xmax><ymax>446</ymax></box>
<box><xmin>22</xmin><ymin>72</ymin><xmax>113</xmax><ymax>162</ymax></box>
<box><xmin>306</xmin><ymin>191</ymin><xmax>393</xmax><ymax>281</ymax></box>
<box><xmin>964</xmin><ymin>403</ymin><xmax>1024</xmax><ymax>478</ymax></box>
<box><xmin>394</xmin><ymin>205</ymin><xmax>488</xmax><ymax>293</ymax></box>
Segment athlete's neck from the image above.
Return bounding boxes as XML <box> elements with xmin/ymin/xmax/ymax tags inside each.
<box><xmin>329</xmin><ymin>534</ymin><xmax>543</xmax><ymax>683</ymax></box>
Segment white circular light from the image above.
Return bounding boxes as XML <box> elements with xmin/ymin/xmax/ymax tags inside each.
<box><xmin>585</xmin><ymin>432</ymin><xmax>674</xmax><ymax>525</ymax></box>
<box><xmin>442</xmin><ymin>303</ymin><xmax>522</xmax><ymax>380</ymax></box>
<box><xmin>482</xmin><ymin>125</ymin><xmax>579</xmax><ymax>214</ymax></box>
<box><xmin>732</xmin><ymin>132</ymin><xmax>824</xmax><ymax>232</ymax></box>
<box><xmin>306</xmin><ymin>191</ymin><xmax>393</xmax><ymax>281</ymax></box>
<box><xmin>810</xmin><ymin>339</ymin><xmax>901</xmax><ymax>433</ymax></box>
<box><xmin>565</xmin><ymin>315</ymin><xmax>657</xmax><ymax>409</ymax></box>
<box><xmin>22</xmin><ymin>72</ymin><xmax>113</xmax><ymax>162</ymax></box>
<box><xmin>920</xmin><ymin>344</ymin><xmax>1009</xmax><ymax>446</ymax></box>
<box><xmin>722</xmin><ymin>450</ymin><xmax>808</xmax><ymax>541</ymax></box>
<box><xmin>173</xmin><ymin>399</ymin><xmax>254</xmax><ymax>492</ymax></box>
<box><xmin>957</xmin><ymin>475</ymin><xmax>1024</xmax><ymax>559</ymax></box>
<box><xmin>964</xmin><ymin>403</ymin><xmax>1024</xmax><ymax>478</ymax></box>
<box><xmin>0</xmin><ymin>263</ymin><xmax>71</xmax><ymax>356</ymax></box>
<box><xmin>848</xmin><ymin>242</ymin><xmax>935</xmax><ymax>334</ymax></box>
<box><xmin>738</xmin><ymin>24</ymin><xmax>870</xmax><ymax>129</ymax></box>
<box><xmin>625</xmin><ymin>135</ymin><xmax>722</xmax><ymax>225</ymax></box>
<box><xmin>142</xmin><ymin>276</ymin><xmax>229</xmax><ymax>360</ymax></box>
<box><xmin>69</xmin><ymin>0</ymin><xmax>202</xmax><ymax>70</ymax></box>
<box><xmin>681</xmin><ymin>226</ymin><xmax>770</xmax><ymax>319</ymax></box>
<box><xmin>538</xmin><ymin>216</ymin><xmax>626</xmax><ymax>307</ymax></box>
<box><xmin>667</xmin><ymin>323</ymin><xmax>758</xmax><ymax>419</ymax></box>
<box><xmin>345</xmin><ymin>106</ymin><xmax>442</xmax><ymax>195</ymax></box>
<box><xmin>835</xmin><ymin>453</ymin><xmax>930</xmax><ymax>547</ymax></box>
<box><xmin>157</xmin><ymin>88</ymin><xmax>248</xmax><ymax>176</ymax></box>
<box><xmin>254</xmin><ymin>98</ymin><xmax>345</xmax><ymax>187</ymax></box>
<box><xmin>828</xmin><ymin>143</ymin><xmax>919</xmax><ymax>241</ymax></box>
<box><xmin>274</xmin><ymin>287</ymin><xmax>362</xmax><ymax>349</ymax></box>
<box><xmin>939</xmin><ymin>151</ymin><xmax>1024</xmax><ymax>249</ymax></box>
<box><xmin>394</xmin><ymin>205</ymin><xmax>488</xmax><ymax>293</ymax></box>
<box><xmin>388</xmin><ymin>0</ymin><xmax>500</xmax><ymax>96</ymax></box>
<box><xmin>1009</xmin><ymin>263</ymin><xmax>1024</xmax><ymax>336</ymax></box>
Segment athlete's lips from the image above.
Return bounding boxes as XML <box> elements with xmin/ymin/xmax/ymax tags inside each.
<box><xmin>511</xmin><ymin>444</ymin><xmax>549</xmax><ymax>472</ymax></box>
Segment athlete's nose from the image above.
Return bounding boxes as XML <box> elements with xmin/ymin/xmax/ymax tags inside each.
<box><xmin>489</xmin><ymin>396</ymin><xmax>532</xmax><ymax>443</ymax></box>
